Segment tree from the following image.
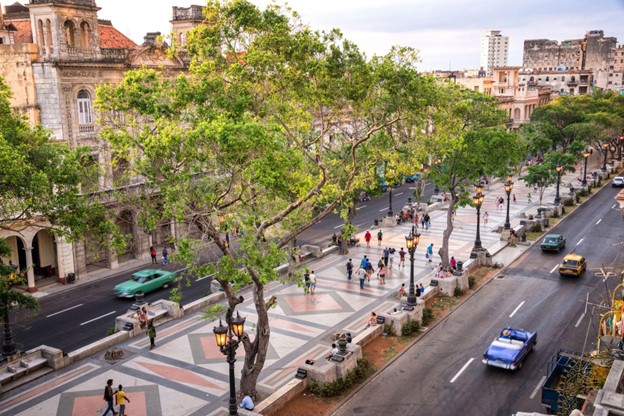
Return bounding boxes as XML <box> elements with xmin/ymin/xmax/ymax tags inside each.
<box><xmin>423</xmin><ymin>86</ymin><xmax>525</xmax><ymax>267</ymax></box>
<box><xmin>0</xmin><ymin>76</ymin><xmax>106</xmax><ymax>356</ymax></box>
<box><xmin>522</xmin><ymin>151</ymin><xmax>576</xmax><ymax>205</ymax></box>
<box><xmin>95</xmin><ymin>0</ymin><xmax>433</xmax><ymax>397</ymax></box>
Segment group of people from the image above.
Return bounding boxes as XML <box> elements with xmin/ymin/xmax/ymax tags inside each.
<box><xmin>134</xmin><ymin>306</ymin><xmax>157</xmax><ymax>349</ymax></box>
<box><xmin>303</xmin><ymin>269</ymin><xmax>317</xmax><ymax>294</ymax></box>
<box><xmin>435</xmin><ymin>256</ymin><xmax>459</xmax><ymax>278</ymax></box>
<box><xmin>102</xmin><ymin>379</ymin><xmax>131</xmax><ymax>416</ymax></box>
<box><xmin>149</xmin><ymin>242</ymin><xmax>175</xmax><ymax>265</ymax></box>
<box><xmin>363</xmin><ymin>229</ymin><xmax>385</xmax><ymax>247</ymax></box>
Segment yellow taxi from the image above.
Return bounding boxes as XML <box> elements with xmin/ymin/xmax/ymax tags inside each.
<box><xmin>559</xmin><ymin>254</ymin><xmax>587</xmax><ymax>277</ymax></box>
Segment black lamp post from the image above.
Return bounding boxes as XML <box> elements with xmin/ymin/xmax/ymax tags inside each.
<box><xmin>213</xmin><ymin>312</ymin><xmax>246</xmax><ymax>415</ymax></box>
<box><xmin>603</xmin><ymin>143</ymin><xmax>609</xmax><ymax>172</ymax></box>
<box><xmin>582</xmin><ymin>150</ymin><xmax>590</xmax><ymax>187</ymax></box>
<box><xmin>504</xmin><ymin>176</ymin><xmax>513</xmax><ymax>230</ymax></box>
<box><xmin>388</xmin><ymin>187</ymin><xmax>393</xmax><ymax>217</ymax></box>
<box><xmin>554</xmin><ymin>165</ymin><xmax>562</xmax><ymax>205</ymax></box>
<box><xmin>619</xmin><ymin>133</ymin><xmax>624</xmax><ymax>161</ymax></box>
<box><xmin>470</xmin><ymin>185</ymin><xmax>485</xmax><ymax>259</ymax></box>
<box><xmin>404</xmin><ymin>226</ymin><xmax>421</xmax><ymax>310</ymax></box>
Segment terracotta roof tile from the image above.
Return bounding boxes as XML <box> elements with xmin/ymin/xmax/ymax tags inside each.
<box><xmin>99</xmin><ymin>22</ymin><xmax>137</xmax><ymax>49</ymax></box>
<box><xmin>4</xmin><ymin>19</ymin><xmax>32</xmax><ymax>43</ymax></box>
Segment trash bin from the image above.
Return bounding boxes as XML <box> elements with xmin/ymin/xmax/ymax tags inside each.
<box><xmin>456</xmin><ymin>261</ymin><xmax>463</xmax><ymax>271</ymax></box>
<box><xmin>374</xmin><ymin>219</ymin><xmax>379</xmax><ymax>227</ymax></box>
<box><xmin>521</xmin><ymin>232</ymin><xmax>527</xmax><ymax>242</ymax></box>
<box><xmin>543</xmin><ymin>218</ymin><xmax>549</xmax><ymax>228</ymax></box>
<box><xmin>67</xmin><ymin>272</ymin><xmax>75</xmax><ymax>284</ymax></box>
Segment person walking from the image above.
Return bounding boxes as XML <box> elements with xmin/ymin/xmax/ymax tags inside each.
<box><xmin>383</xmin><ymin>247</ymin><xmax>390</xmax><ymax>266</ymax></box>
<box><xmin>162</xmin><ymin>246</ymin><xmax>169</xmax><ymax>265</ymax></box>
<box><xmin>309</xmin><ymin>270</ymin><xmax>317</xmax><ymax>294</ymax></box>
<box><xmin>388</xmin><ymin>250</ymin><xmax>394</xmax><ymax>271</ymax></box>
<box><xmin>114</xmin><ymin>385</ymin><xmax>130</xmax><ymax>416</ymax></box>
<box><xmin>424</xmin><ymin>213</ymin><xmax>431</xmax><ymax>230</ymax></box>
<box><xmin>377</xmin><ymin>264</ymin><xmax>386</xmax><ymax>284</ymax></box>
<box><xmin>483</xmin><ymin>211</ymin><xmax>489</xmax><ymax>224</ymax></box>
<box><xmin>513</xmin><ymin>194</ymin><xmax>517</xmax><ymax>203</ymax></box>
<box><xmin>365</xmin><ymin>258</ymin><xmax>374</xmax><ymax>283</ymax></box>
<box><xmin>427</xmin><ymin>243</ymin><xmax>434</xmax><ymax>264</ymax></box>
<box><xmin>377</xmin><ymin>229</ymin><xmax>383</xmax><ymax>246</ymax></box>
<box><xmin>147</xmin><ymin>320</ymin><xmax>156</xmax><ymax>350</ymax></box>
<box><xmin>346</xmin><ymin>259</ymin><xmax>353</xmax><ymax>280</ymax></box>
<box><xmin>357</xmin><ymin>266</ymin><xmax>366</xmax><ymax>289</ymax></box>
<box><xmin>303</xmin><ymin>270</ymin><xmax>311</xmax><ymax>294</ymax></box>
<box><xmin>420</xmin><ymin>215</ymin><xmax>425</xmax><ymax>229</ymax></box>
<box><xmin>149</xmin><ymin>246</ymin><xmax>157</xmax><ymax>264</ymax></box>
<box><xmin>102</xmin><ymin>379</ymin><xmax>118</xmax><ymax>416</ymax></box>
<box><xmin>364</xmin><ymin>231</ymin><xmax>372</xmax><ymax>247</ymax></box>
<box><xmin>527</xmin><ymin>192</ymin><xmax>532</xmax><ymax>203</ymax></box>
<box><xmin>399</xmin><ymin>248</ymin><xmax>406</xmax><ymax>268</ymax></box>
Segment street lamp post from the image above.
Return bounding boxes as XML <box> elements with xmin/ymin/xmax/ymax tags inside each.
<box><xmin>582</xmin><ymin>151</ymin><xmax>590</xmax><ymax>187</ymax></box>
<box><xmin>554</xmin><ymin>165</ymin><xmax>562</xmax><ymax>205</ymax></box>
<box><xmin>213</xmin><ymin>312</ymin><xmax>246</xmax><ymax>416</ymax></box>
<box><xmin>603</xmin><ymin>143</ymin><xmax>609</xmax><ymax>172</ymax></box>
<box><xmin>404</xmin><ymin>226</ymin><xmax>421</xmax><ymax>310</ymax></box>
<box><xmin>619</xmin><ymin>133</ymin><xmax>624</xmax><ymax>161</ymax></box>
<box><xmin>470</xmin><ymin>185</ymin><xmax>485</xmax><ymax>259</ymax></box>
<box><xmin>388</xmin><ymin>187</ymin><xmax>393</xmax><ymax>217</ymax></box>
<box><xmin>504</xmin><ymin>176</ymin><xmax>513</xmax><ymax>230</ymax></box>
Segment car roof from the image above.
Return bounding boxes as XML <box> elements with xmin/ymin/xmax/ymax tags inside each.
<box><xmin>544</xmin><ymin>234</ymin><xmax>562</xmax><ymax>238</ymax></box>
<box><xmin>563</xmin><ymin>253</ymin><xmax>584</xmax><ymax>261</ymax></box>
<box><xmin>132</xmin><ymin>269</ymin><xmax>161</xmax><ymax>277</ymax></box>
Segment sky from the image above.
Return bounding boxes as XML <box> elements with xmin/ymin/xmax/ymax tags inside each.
<box><xmin>101</xmin><ymin>0</ymin><xmax>624</xmax><ymax>72</ymax></box>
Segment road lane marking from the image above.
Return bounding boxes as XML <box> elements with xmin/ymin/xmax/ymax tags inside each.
<box><xmin>395</xmin><ymin>192</ymin><xmax>403</xmax><ymax>196</ymax></box>
<box><xmin>334</xmin><ymin>224</ymin><xmax>344</xmax><ymax>229</ymax></box>
<box><xmin>358</xmin><ymin>205</ymin><xmax>367</xmax><ymax>209</ymax></box>
<box><xmin>596</xmin><ymin>219</ymin><xmax>602</xmax><ymax>225</ymax></box>
<box><xmin>576</xmin><ymin>238</ymin><xmax>584</xmax><ymax>246</ymax></box>
<box><xmin>550</xmin><ymin>264</ymin><xmax>559</xmax><ymax>274</ymax></box>
<box><xmin>530</xmin><ymin>376</ymin><xmax>546</xmax><ymax>399</ymax></box>
<box><xmin>379</xmin><ymin>207</ymin><xmax>389</xmax><ymax>212</ymax></box>
<box><xmin>509</xmin><ymin>301</ymin><xmax>525</xmax><ymax>318</ymax></box>
<box><xmin>80</xmin><ymin>311</ymin><xmax>116</xmax><ymax>326</ymax></box>
<box><xmin>450</xmin><ymin>358</ymin><xmax>474</xmax><ymax>383</ymax></box>
<box><xmin>46</xmin><ymin>304</ymin><xmax>83</xmax><ymax>318</ymax></box>
<box><xmin>612</xmin><ymin>204</ymin><xmax>617</xmax><ymax>209</ymax></box>
<box><xmin>575</xmin><ymin>312</ymin><xmax>585</xmax><ymax>328</ymax></box>
<box><xmin>197</xmin><ymin>273</ymin><xmax>214</xmax><ymax>281</ymax></box>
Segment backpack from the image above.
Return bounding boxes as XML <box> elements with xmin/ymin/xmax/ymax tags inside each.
<box><xmin>346</xmin><ymin>261</ymin><xmax>353</xmax><ymax>270</ymax></box>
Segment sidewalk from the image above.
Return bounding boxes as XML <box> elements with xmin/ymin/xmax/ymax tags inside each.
<box><xmin>0</xmin><ymin>160</ymin><xmax>614</xmax><ymax>416</ymax></box>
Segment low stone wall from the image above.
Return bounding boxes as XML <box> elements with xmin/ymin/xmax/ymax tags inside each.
<box><xmin>67</xmin><ymin>331</ymin><xmax>130</xmax><ymax>364</ymax></box>
<box><xmin>254</xmin><ymin>378</ymin><xmax>307</xmax><ymax>416</ymax></box>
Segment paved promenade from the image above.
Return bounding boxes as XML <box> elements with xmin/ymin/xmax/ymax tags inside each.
<box><xmin>0</xmin><ymin>156</ymin><xmax>610</xmax><ymax>416</ymax></box>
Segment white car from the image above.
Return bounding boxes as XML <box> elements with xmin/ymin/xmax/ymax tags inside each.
<box><xmin>612</xmin><ymin>177</ymin><xmax>624</xmax><ymax>188</ymax></box>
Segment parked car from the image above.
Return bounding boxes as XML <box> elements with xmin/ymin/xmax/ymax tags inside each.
<box><xmin>405</xmin><ymin>173</ymin><xmax>422</xmax><ymax>183</ymax></box>
<box><xmin>540</xmin><ymin>234</ymin><xmax>566</xmax><ymax>252</ymax></box>
<box><xmin>482</xmin><ymin>327</ymin><xmax>537</xmax><ymax>370</ymax></box>
<box><xmin>612</xmin><ymin>177</ymin><xmax>624</xmax><ymax>188</ymax></box>
<box><xmin>114</xmin><ymin>269</ymin><xmax>175</xmax><ymax>299</ymax></box>
<box><xmin>559</xmin><ymin>254</ymin><xmax>587</xmax><ymax>277</ymax></box>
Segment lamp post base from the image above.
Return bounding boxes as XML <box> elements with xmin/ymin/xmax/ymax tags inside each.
<box><xmin>470</xmin><ymin>247</ymin><xmax>490</xmax><ymax>259</ymax></box>
<box><xmin>406</xmin><ymin>295</ymin><xmax>417</xmax><ymax>307</ymax></box>
<box><xmin>554</xmin><ymin>197</ymin><xmax>561</xmax><ymax>205</ymax></box>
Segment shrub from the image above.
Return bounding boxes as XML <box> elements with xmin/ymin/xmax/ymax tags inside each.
<box><xmin>563</xmin><ymin>197</ymin><xmax>574</xmax><ymax>207</ymax></box>
<box><xmin>551</xmin><ymin>209</ymin><xmax>560</xmax><ymax>218</ymax></box>
<box><xmin>106</xmin><ymin>327</ymin><xmax>118</xmax><ymax>336</ymax></box>
<box><xmin>384</xmin><ymin>323</ymin><xmax>396</xmax><ymax>336</ymax></box>
<box><xmin>529</xmin><ymin>223</ymin><xmax>542</xmax><ymax>232</ymax></box>
<box><xmin>401</xmin><ymin>319</ymin><xmax>421</xmax><ymax>336</ymax></box>
<box><xmin>422</xmin><ymin>307</ymin><xmax>434</xmax><ymax>326</ymax></box>
<box><xmin>454</xmin><ymin>286</ymin><xmax>463</xmax><ymax>297</ymax></box>
<box><xmin>309</xmin><ymin>359</ymin><xmax>376</xmax><ymax>397</ymax></box>
<box><xmin>468</xmin><ymin>276</ymin><xmax>476</xmax><ymax>288</ymax></box>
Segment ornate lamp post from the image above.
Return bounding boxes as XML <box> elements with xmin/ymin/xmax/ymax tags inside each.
<box><xmin>213</xmin><ymin>312</ymin><xmax>246</xmax><ymax>416</ymax></box>
<box><xmin>404</xmin><ymin>226</ymin><xmax>421</xmax><ymax>310</ymax></box>
<box><xmin>554</xmin><ymin>165</ymin><xmax>562</xmax><ymax>205</ymax></box>
<box><xmin>504</xmin><ymin>175</ymin><xmax>513</xmax><ymax>230</ymax></box>
<box><xmin>387</xmin><ymin>187</ymin><xmax>393</xmax><ymax>217</ymax></box>
<box><xmin>603</xmin><ymin>143</ymin><xmax>609</xmax><ymax>172</ymax></box>
<box><xmin>470</xmin><ymin>185</ymin><xmax>486</xmax><ymax>259</ymax></box>
<box><xmin>582</xmin><ymin>150</ymin><xmax>590</xmax><ymax>187</ymax></box>
<box><xmin>619</xmin><ymin>133</ymin><xmax>624</xmax><ymax>161</ymax></box>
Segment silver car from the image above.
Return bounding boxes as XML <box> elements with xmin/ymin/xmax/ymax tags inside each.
<box><xmin>612</xmin><ymin>177</ymin><xmax>624</xmax><ymax>188</ymax></box>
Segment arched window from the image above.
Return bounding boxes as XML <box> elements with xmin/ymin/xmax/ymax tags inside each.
<box><xmin>37</xmin><ymin>19</ymin><xmax>45</xmax><ymax>50</ymax></box>
<box><xmin>77</xmin><ymin>90</ymin><xmax>92</xmax><ymax>124</ymax></box>
<box><xmin>561</xmin><ymin>76</ymin><xmax>566</xmax><ymax>82</ymax></box>
<box><xmin>80</xmin><ymin>21</ymin><xmax>90</xmax><ymax>48</ymax></box>
<box><xmin>545</xmin><ymin>76</ymin><xmax>549</xmax><ymax>82</ymax></box>
<box><xmin>180</xmin><ymin>32</ymin><xmax>187</xmax><ymax>46</ymax></box>
<box><xmin>64</xmin><ymin>20</ymin><xmax>76</xmax><ymax>47</ymax></box>
<box><xmin>45</xmin><ymin>19</ymin><xmax>53</xmax><ymax>52</ymax></box>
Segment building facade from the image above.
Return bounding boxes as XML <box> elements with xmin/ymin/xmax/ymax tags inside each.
<box><xmin>0</xmin><ymin>1</ymin><xmax>202</xmax><ymax>291</ymax></box>
<box><xmin>480</xmin><ymin>30</ymin><xmax>509</xmax><ymax>75</ymax></box>
<box><xmin>518</xmin><ymin>69</ymin><xmax>593</xmax><ymax>97</ymax></box>
<box><xmin>523</xmin><ymin>30</ymin><xmax>618</xmax><ymax>91</ymax></box>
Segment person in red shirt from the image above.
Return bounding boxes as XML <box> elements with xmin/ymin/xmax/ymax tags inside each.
<box><xmin>364</xmin><ymin>231</ymin><xmax>372</xmax><ymax>247</ymax></box>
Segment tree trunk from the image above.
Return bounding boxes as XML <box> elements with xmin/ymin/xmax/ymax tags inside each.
<box><xmin>438</xmin><ymin>193</ymin><xmax>456</xmax><ymax>269</ymax></box>
<box><xmin>2</xmin><ymin>313</ymin><xmax>16</xmax><ymax>357</ymax></box>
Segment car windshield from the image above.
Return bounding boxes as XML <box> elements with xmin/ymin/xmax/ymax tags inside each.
<box><xmin>544</xmin><ymin>237</ymin><xmax>558</xmax><ymax>243</ymax></box>
<box><xmin>132</xmin><ymin>275</ymin><xmax>149</xmax><ymax>283</ymax></box>
<box><xmin>564</xmin><ymin>260</ymin><xmax>578</xmax><ymax>266</ymax></box>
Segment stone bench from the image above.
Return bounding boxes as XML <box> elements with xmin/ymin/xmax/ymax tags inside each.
<box><xmin>0</xmin><ymin>352</ymin><xmax>48</xmax><ymax>386</ymax></box>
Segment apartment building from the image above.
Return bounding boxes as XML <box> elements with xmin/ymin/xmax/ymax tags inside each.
<box><xmin>480</xmin><ymin>30</ymin><xmax>509</xmax><ymax>75</ymax></box>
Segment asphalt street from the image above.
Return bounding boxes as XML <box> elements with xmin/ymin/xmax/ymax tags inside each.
<box><xmin>332</xmin><ymin>184</ymin><xmax>624</xmax><ymax>416</ymax></box>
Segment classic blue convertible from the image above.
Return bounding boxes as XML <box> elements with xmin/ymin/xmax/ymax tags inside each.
<box><xmin>482</xmin><ymin>327</ymin><xmax>537</xmax><ymax>370</ymax></box>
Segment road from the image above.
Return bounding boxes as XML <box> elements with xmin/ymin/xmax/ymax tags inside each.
<box><xmin>332</xmin><ymin>184</ymin><xmax>624</xmax><ymax>416</ymax></box>
<box><xmin>10</xmin><ymin>181</ymin><xmax>434</xmax><ymax>354</ymax></box>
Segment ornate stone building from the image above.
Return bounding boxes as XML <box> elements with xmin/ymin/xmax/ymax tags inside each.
<box><xmin>0</xmin><ymin>1</ymin><xmax>203</xmax><ymax>291</ymax></box>
<box><xmin>523</xmin><ymin>30</ymin><xmax>618</xmax><ymax>91</ymax></box>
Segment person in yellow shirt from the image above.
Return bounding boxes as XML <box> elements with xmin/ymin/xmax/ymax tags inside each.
<box><xmin>114</xmin><ymin>385</ymin><xmax>130</xmax><ymax>416</ymax></box>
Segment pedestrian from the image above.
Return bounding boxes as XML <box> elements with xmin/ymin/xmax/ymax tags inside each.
<box><xmin>346</xmin><ymin>258</ymin><xmax>353</xmax><ymax>280</ymax></box>
<box><xmin>419</xmin><ymin>283</ymin><xmax>425</xmax><ymax>294</ymax></box>
<box><xmin>413</xmin><ymin>213</ymin><xmax>419</xmax><ymax>229</ymax></box>
<box><xmin>357</xmin><ymin>266</ymin><xmax>366</xmax><ymax>289</ymax></box>
<box><xmin>365</xmin><ymin>258</ymin><xmax>374</xmax><ymax>282</ymax></box>
<box><xmin>162</xmin><ymin>246</ymin><xmax>169</xmax><ymax>265</ymax></box>
<box><xmin>388</xmin><ymin>250</ymin><xmax>394</xmax><ymax>271</ymax></box>
<box><xmin>135</xmin><ymin>306</ymin><xmax>148</xmax><ymax>329</ymax></box>
<box><xmin>424</xmin><ymin>213</ymin><xmax>431</xmax><ymax>230</ymax></box>
<box><xmin>509</xmin><ymin>230</ymin><xmax>517</xmax><ymax>247</ymax></box>
<box><xmin>420</xmin><ymin>215</ymin><xmax>425</xmax><ymax>229</ymax></box>
<box><xmin>303</xmin><ymin>270</ymin><xmax>310</xmax><ymax>293</ymax></box>
<box><xmin>399</xmin><ymin>248</ymin><xmax>406</xmax><ymax>268</ymax></box>
<box><xmin>450</xmin><ymin>256</ymin><xmax>457</xmax><ymax>270</ymax></box>
<box><xmin>383</xmin><ymin>247</ymin><xmax>390</xmax><ymax>266</ymax></box>
<box><xmin>364</xmin><ymin>231</ymin><xmax>372</xmax><ymax>247</ymax></box>
<box><xmin>377</xmin><ymin>229</ymin><xmax>383</xmax><ymax>246</ymax></box>
<box><xmin>309</xmin><ymin>270</ymin><xmax>317</xmax><ymax>294</ymax></box>
<box><xmin>149</xmin><ymin>246</ymin><xmax>157</xmax><ymax>264</ymax></box>
<box><xmin>512</xmin><ymin>194</ymin><xmax>517</xmax><ymax>203</ymax></box>
<box><xmin>427</xmin><ymin>243</ymin><xmax>433</xmax><ymax>264</ymax></box>
<box><xmin>114</xmin><ymin>385</ymin><xmax>130</xmax><ymax>416</ymax></box>
<box><xmin>499</xmin><ymin>197</ymin><xmax>504</xmax><ymax>210</ymax></box>
<box><xmin>399</xmin><ymin>283</ymin><xmax>407</xmax><ymax>297</ymax></box>
<box><xmin>102</xmin><ymin>379</ymin><xmax>118</xmax><ymax>416</ymax></box>
<box><xmin>377</xmin><ymin>264</ymin><xmax>386</xmax><ymax>284</ymax></box>
<box><xmin>240</xmin><ymin>395</ymin><xmax>255</xmax><ymax>411</ymax></box>
<box><xmin>416</xmin><ymin>284</ymin><xmax>421</xmax><ymax>297</ymax></box>
<box><xmin>169</xmin><ymin>241</ymin><xmax>175</xmax><ymax>252</ymax></box>
<box><xmin>483</xmin><ymin>211</ymin><xmax>489</xmax><ymax>224</ymax></box>
<box><xmin>527</xmin><ymin>192</ymin><xmax>532</xmax><ymax>203</ymax></box>
<box><xmin>147</xmin><ymin>320</ymin><xmax>156</xmax><ymax>350</ymax></box>
<box><xmin>360</xmin><ymin>255</ymin><xmax>368</xmax><ymax>269</ymax></box>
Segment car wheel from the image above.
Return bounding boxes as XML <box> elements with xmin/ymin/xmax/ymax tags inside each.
<box><xmin>162</xmin><ymin>282</ymin><xmax>170</xmax><ymax>289</ymax></box>
<box><xmin>516</xmin><ymin>361</ymin><xmax>523</xmax><ymax>370</ymax></box>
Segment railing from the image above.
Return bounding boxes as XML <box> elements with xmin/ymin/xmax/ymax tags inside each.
<box><xmin>78</xmin><ymin>124</ymin><xmax>95</xmax><ymax>133</ymax></box>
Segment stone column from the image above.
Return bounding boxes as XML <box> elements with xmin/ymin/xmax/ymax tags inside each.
<box><xmin>54</xmin><ymin>236</ymin><xmax>75</xmax><ymax>280</ymax></box>
<box><xmin>24</xmin><ymin>246</ymin><xmax>37</xmax><ymax>293</ymax></box>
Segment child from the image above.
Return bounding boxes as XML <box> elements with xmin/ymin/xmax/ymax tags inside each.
<box><xmin>114</xmin><ymin>385</ymin><xmax>130</xmax><ymax>416</ymax></box>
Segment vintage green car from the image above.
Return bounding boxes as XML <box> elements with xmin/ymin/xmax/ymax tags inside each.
<box><xmin>114</xmin><ymin>269</ymin><xmax>175</xmax><ymax>299</ymax></box>
<box><xmin>540</xmin><ymin>234</ymin><xmax>566</xmax><ymax>253</ymax></box>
